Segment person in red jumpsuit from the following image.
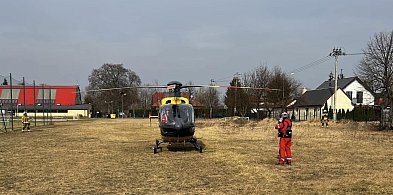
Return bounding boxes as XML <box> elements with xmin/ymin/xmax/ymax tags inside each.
<box><xmin>275</xmin><ymin>112</ymin><xmax>292</xmax><ymax>165</ymax></box>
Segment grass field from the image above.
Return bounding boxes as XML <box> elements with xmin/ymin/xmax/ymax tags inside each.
<box><xmin>1</xmin><ymin>118</ymin><xmax>393</xmax><ymax>194</ymax></box>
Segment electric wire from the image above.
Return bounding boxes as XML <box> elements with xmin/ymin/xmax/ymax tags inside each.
<box><xmin>290</xmin><ymin>55</ymin><xmax>333</xmax><ymax>74</ymax></box>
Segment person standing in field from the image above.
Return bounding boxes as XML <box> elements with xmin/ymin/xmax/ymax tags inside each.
<box><xmin>274</xmin><ymin>112</ymin><xmax>292</xmax><ymax>165</ymax></box>
<box><xmin>21</xmin><ymin>112</ymin><xmax>31</xmax><ymax>132</ymax></box>
<box><xmin>321</xmin><ymin>110</ymin><xmax>329</xmax><ymax>128</ymax></box>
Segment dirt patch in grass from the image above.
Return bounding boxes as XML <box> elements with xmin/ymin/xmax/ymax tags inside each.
<box><xmin>1</xmin><ymin>118</ymin><xmax>392</xmax><ymax>194</ymax></box>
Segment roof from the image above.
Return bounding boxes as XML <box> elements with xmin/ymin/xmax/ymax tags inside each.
<box><xmin>294</xmin><ymin>88</ymin><xmax>335</xmax><ymax>107</ymax></box>
<box><xmin>316</xmin><ymin>77</ymin><xmax>357</xmax><ymax>90</ymax></box>
<box><xmin>316</xmin><ymin>76</ymin><xmax>376</xmax><ymax>97</ymax></box>
<box><xmin>0</xmin><ymin>85</ymin><xmax>80</xmax><ymax>89</ymax></box>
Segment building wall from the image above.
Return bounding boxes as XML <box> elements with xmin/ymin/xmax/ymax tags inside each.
<box><xmin>327</xmin><ymin>89</ymin><xmax>354</xmax><ymax>112</ymax></box>
<box><xmin>293</xmin><ymin>106</ymin><xmax>323</xmax><ymax>121</ymax></box>
<box><xmin>23</xmin><ymin>110</ymin><xmax>90</xmax><ymax>118</ymax></box>
<box><xmin>343</xmin><ymin>80</ymin><xmax>374</xmax><ymax>105</ymax></box>
<box><xmin>68</xmin><ymin>110</ymin><xmax>90</xmax><ymax>118</ymax></box>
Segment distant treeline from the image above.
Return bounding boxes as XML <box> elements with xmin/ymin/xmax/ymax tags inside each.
<box><xmin>92</xmin><ymin>106</ymin><xmax>383</xmax><ymax>123</ymax></box>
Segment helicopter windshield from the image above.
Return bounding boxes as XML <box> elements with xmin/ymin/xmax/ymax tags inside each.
<box><xmin>159</xmin><ymin>104</ymin><xmax>194</xmax><ymax>124</ymax></box>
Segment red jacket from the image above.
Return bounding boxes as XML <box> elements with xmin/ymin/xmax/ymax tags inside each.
<box><xmin>275</xmin><ymin>118</ymin><xmax>292</xmax><ymax>138</ymax></box>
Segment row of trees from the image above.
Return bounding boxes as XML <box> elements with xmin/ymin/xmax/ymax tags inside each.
<box><xmin>224</xmin><ymin>66</ymin><xmax>300</xmax><ymax>117</ymax></box>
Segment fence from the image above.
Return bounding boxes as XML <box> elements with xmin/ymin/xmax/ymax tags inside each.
<box><xmin>1</xmin><ymin>73</ymin><xmax>58</xmax><ymax>132</ymax></box>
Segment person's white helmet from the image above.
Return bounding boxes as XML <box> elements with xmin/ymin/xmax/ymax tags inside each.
<box><xmin>281</xmin><ymin>112</ymin><xmax>288</xmax><ymax>118</ymax></box>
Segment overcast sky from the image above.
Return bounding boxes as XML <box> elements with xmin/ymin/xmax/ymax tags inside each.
<box><xmin>1</xmin><ymin>0</ymin><xmax>392</xmax><ymax>90</ymax></box>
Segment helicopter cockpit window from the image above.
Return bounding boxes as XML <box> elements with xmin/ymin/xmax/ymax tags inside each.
<box><xmin>178</xmin><ymin>104</ymin><xmax>193</xmax><ymax>123</ymax></box>
<box><xmin>159</xmin><ymin>104</ymin><xmax>194</xmax><ymax>124</ymax></box>
<box><xmin>160</xmin><ymin>107</ymin><xmax>172</xmax><ymax>124</ymax></box>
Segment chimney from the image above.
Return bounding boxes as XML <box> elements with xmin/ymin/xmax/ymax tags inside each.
<box><xmin>339</xmin><ymin>69</ymin><xmax>344</xmax><ymax>79</ymax></box>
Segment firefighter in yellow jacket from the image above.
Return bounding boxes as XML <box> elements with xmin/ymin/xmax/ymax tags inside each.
<box><xmin>21</xmin><ymin>112</ymin><xmax>31</xmax><ymax>132</ymax></box>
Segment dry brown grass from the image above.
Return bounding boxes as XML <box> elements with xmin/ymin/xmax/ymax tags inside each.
<box><xmin>1</xmin><ymin>118</ymin><xmax>393</xmax><ymax>194</ymax></box>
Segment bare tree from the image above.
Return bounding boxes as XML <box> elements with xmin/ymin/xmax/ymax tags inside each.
<box><xmin>356</xmin><ymin>30</ymin><xmax>393</xmax><ymax>129</ymax></box>
<box><xmin>266</xmin><ymin>66</ymin><xmax>301</xmax><ymax>117</ymax></box>
<box><xmin>137</xmin><ymin>84</ymin><xmax>158</xmax><ymax>117</ymax></box>
<box><xmin>184</xmin><ymin>81</ymin><xmax>196</xmax><ymax>102</ymax></box>
<box><xmin>194</xmin><ymin>86</ymin><xmax>220</xmax><ymax>118</ymax></box>
<box><xmin>86</xmin><ymin>63</ymin><xmax>141</xmax><ymax>116</ymax></box>
<box><xmin>243</xmin><ymin>65</ymin><xmax>271</xmax><ymax>118</ymax></box>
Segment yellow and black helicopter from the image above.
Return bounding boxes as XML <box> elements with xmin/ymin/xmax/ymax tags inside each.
<box><xmin>152</xmin><ymin>81</ymin><xmax>203</xmax><ymax>153</ymax></box>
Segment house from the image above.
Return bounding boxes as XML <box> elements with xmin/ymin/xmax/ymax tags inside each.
<box><xmin>0</xmin><ymin>84</ymin><xmax>91</xmax><ymax>118</ymax></box>
<box><xmin>290</xmin><ymin>75</ymin><xmax>376</xmax><ymax>121</ymax></box>
<box><xmin>292</xmin><ymin>88</ymin><xmax>353</xmax><ymax>121</ymax></box>
<box><xmin>316</xmin><ymin>76</ymin><xmax>375</xmax><ymax>106</ymax></box>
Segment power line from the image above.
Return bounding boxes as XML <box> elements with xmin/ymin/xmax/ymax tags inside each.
<box><xmin>343</xmin><ymin>52</ymin><xmax>367</xmax><ymax>56</ymax></box>
<box><xmin>290</xmin><ymin>55</ymin><xmax>333</xmax><ymax>74</ymax></box>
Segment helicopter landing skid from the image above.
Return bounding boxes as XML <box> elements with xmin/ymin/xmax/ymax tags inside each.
<box><xmin>152</xmin><ymin>138</ymin><xmax>203</xmax><ymax>154</ymax></box>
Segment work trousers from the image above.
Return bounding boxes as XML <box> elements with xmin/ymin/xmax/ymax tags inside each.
<box><xmin>279</xmin><ymin>137</ymin><xmax>292</xmax><ymax>164</ymax></box>
<box><xmin>23</xmin><ymin>123</ymin><xmax>30</xmax><ymax>130</ymax></box>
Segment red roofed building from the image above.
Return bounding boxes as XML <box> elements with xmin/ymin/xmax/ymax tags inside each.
<box><xmin>0</xmin><ymin>85</ymin><xmax>90</xmax><ymax>118</ymax></box>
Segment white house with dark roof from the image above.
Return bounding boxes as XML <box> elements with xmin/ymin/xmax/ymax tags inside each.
<box><xmin>290</xmin><ymin>75</ymin><xmax>374</xmax><ymax>121</ymax></box>
<box><xmin>316</xmin><ymin>76</ymin><xmax>375</xmax><ymax>106</ymax></box>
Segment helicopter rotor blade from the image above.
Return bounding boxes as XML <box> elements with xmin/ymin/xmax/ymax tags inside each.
<box><xmin>202</xmin><ymin>85</ymin><xmax>281</xmax><ymax>91</ymax></box>
<box><xmin>180</xmin><ymin>85</ymin><xmax>206</xmax><ymax>88</ymax></box>
<box><xmin>82</xmin><ymin>83</ymin><xmax>281</xmax><ymax>93</ymax></box>
<box><xmin>84</xmin><ymin>85</ymin><xmax>167</xmax><ymax>93</ymax></box>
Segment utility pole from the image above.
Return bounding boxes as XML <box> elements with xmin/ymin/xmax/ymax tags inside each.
<box><xmin>10</xmin><ymin>73</ymin><xmax>13</xmax><ymax>131</ymax></box>
<box><xmin>329</xmin><ymin>48</ymin><xmax>345</xmax><ymax>121</ymax></box>
<box><xmin>282</xmin><ymin>73</ymin><xmax>285</xmax><ymax>112</ymax></box>
<box><xmin>33</xmin><ymin>80</ymin><xmax>36</xmax><ymax>127</ymax></box>
<box><xmin>23</xmin><ymin>77</ymin><xmax>26</xmax><ymax>112</ymax></box>
<box><xmin>233</xmin><ymin>72</ymin><xmax>241</xmax><ymax>116</ymax></box>
<box><xmin>209</xmin><ymin>79</ymin><xmax>215</xmax><ymax>118</ymax></box>
<box><xmin>121</xmin><ymin>92</ymin><xmax>126</xmax><ymax>118</ymax></box>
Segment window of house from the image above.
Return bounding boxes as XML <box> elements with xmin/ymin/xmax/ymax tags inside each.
<box><xmin>356</xmin><ymin>91</ymin><xmax>363</xmax><ymax>104</ymax></box>
<box><xmin>346</xmin><ymin>91</ymin><xmax>352</xmax><ymax>99</ymax></box>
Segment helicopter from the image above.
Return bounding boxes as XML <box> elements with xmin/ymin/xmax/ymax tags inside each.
<box><xmin>152</xmin><ymin>81</ymin><xmax>203</xmax><ymax>153</ymax></box>
<box><xmin>85</xmin><ymin>80</ymin><xmax>205</xmax><ymax>153</ymax></box>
